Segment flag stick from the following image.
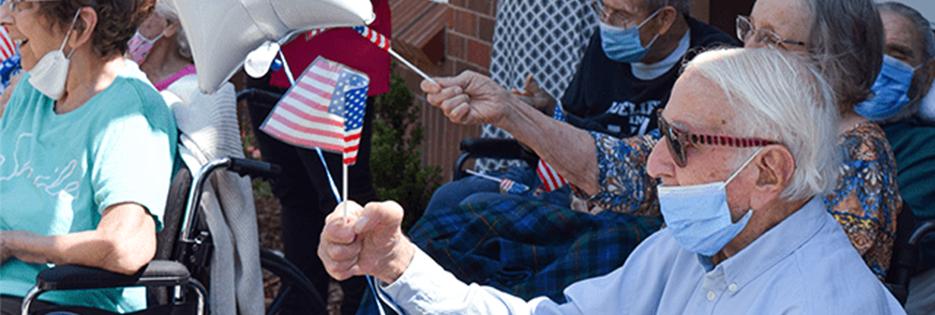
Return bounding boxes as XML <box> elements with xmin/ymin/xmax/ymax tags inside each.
<box><xmin>278</xmin><ymin>50</ymin><xmax>343</xmax><ymax>205</ymax></box>
<box><xmin>278</xmin><ymin>50</ymin><xmax>296</xmax><ymax>86</ymax></box>
<box><xmin>464</xmin><ymin>169</ymin><xmax>504</xmax><ymax>183</ymax></box>
<box><xmin>388</xmin><ymin>48</ymin><xmax>437</xmax><ymax>85</ymax></box>
<box><xmin>342</xmin><ymin>163</ymin><xmax>349</xmax><ymax>217</ymax></box>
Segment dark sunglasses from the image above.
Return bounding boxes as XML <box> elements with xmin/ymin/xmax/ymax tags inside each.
<box><xmin>657</xmin><ymin>110</ymin><xmax>780</xmax><ymax>167</ymax></box>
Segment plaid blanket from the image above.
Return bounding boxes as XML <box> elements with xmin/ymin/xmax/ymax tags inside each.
<box><xmin>408</xmin><ymin>192</ymin><xmax>662</xmax><ymax>302</ymax></box>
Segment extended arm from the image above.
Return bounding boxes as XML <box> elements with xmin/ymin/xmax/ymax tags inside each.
<box><xmin>422</xmin><ymin>72</ymin><xmax>602</xmax><ymax>195</ymax></box>
<box><xmin>1</xmin><ymin>203</ymin><xmax>157</xmax><ymax>275</ymax></box>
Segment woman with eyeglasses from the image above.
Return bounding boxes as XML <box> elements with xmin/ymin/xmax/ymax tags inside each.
<box><xmin>0</xmin><ymin>0</ymin><xmax>177</xmax><ymax>313</ymax></box>
<box><xmin>738</xmin><ymin>0</ymin><xmax>900</xmax><ymax>280</ymax></box>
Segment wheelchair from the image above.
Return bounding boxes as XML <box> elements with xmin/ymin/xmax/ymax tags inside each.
<box><xmin>20</xmin><ymin>157</ymin><xmax>327</xmax><ymax>314</ymax></box>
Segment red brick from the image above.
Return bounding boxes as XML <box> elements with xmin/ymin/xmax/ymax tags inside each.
<box><xmin>452</xmin><ymin>9</ymin><xmax>476</xmax><ymax>35</ymax></box>
<box><xmin>450</xmin><ymin>0</ymin><xmax>468</xmax><ymax>9</ymax></box>
<box><xmin>446</xmin><ymin>32</ymin><xmax>466</xmax><ymax>59</ymax></box>
<box><xmin>444</xmin><ymin>60</ymin><xmax>458</xmax><ymax>76</ymax></box>
<box><xmin>466</xmin><ymin>39</ymin><xmax>492</xmax><ymax>70</ymax></box>
<box><xmin>444</xmin><ymin>7</ymin><xmax>454</xmax><ymax>28</ymax></box>
<box><xmin>467</xmin><ymin>0</ymin><xmax>492</xmax><ymax>17</ymax></box>
<box><xmin>454</xmin><ymin>60</ymin><xmax>473</xmax><ymax>74</ymax></box>
<box><xmin>477</xmin><ymin>16</ymin><xmax>495</xmax><ymax>41</ymax></box>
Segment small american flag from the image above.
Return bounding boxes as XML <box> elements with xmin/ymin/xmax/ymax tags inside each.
<box><xmin>260</xmin><ymin>57</ymin><xmax>369</xmax><ymax>165</ymax></box>
<box><xmin>535</xmin><ymin>102</ymin><xmax>569</xmax><ymax>192</ymax></box>
<box><xmin>499</xmin><ymin>178</ymin><xmax>530</xmax><ymax>195</ymax></box>
<box><xmin>536</xmin><ymin>160</ymin><xmax>567</xmax><ymax>192</ymax></box>
<box><xmin>0</xmin><ymin>27</ymin><xmax>16</xmax><ymax>61</ymax></box>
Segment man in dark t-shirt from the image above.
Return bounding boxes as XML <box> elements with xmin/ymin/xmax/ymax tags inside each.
<box><xmin>561</xmin><ymin>16</ymin><xmax>737</xmax><ymax>138</ymax></box>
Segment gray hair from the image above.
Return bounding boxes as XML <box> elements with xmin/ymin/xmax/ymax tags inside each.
<box><xmin>645</xmin><ymin>0</ymin><xmax>691</xmax><ymax>15</ymax></box>
<box><xmin>806</xmin><ymin>0</ymin><xmax>885</xmax><ymax>112</ymax></box>
<box><xmin>878</xmin><ymin>1</ymin><xmax>935</xmax><ymax>62</ymax></box>
<box><xmin>685</xmin><ymin>48</ymin><xmax>841</xmax><ymax>200</ymax></box>
<box><xmin>154</xmin><ymin>0</ymin><xmax>192</xmax><ymax>60</ymax></box>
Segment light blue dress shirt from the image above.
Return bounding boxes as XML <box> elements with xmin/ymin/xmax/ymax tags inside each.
<box><xmin>382</xmin><ymin>198</ymin><xmax>905</xmax><ymax>314</ymax></box>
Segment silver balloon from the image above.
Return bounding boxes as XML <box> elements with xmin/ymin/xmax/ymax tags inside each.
<box><xmin>169</xmin><ymin>0</ymin><xmax>375</xmax><ymax>93</ymax></box>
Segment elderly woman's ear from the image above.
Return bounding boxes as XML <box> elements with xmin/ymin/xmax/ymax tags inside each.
<box><xmin>68</xmin><ymin>7</ymin><xmax>98</xmax><ymax>50</ymax></box>
<box><xmin>163</xmin><ymin>21</ymin><xmax>179</xmax><ymax>38</ymax></box>
<box><xmin>754</xmin><ymin>146</ymin><xmax>796</xmax><ymax>193</ymax></box>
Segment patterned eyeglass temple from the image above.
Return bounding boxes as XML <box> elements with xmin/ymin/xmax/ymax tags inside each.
<box><xmin>657</xmin><ymin>110</ymin><xmax>780</xmax><ymax>149</ymax></box>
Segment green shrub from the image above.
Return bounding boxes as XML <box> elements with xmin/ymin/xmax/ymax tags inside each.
<box><xmin>371</xmin><ymin>71</ymin><xmax>442</xmax><ymax>230</ymax></box>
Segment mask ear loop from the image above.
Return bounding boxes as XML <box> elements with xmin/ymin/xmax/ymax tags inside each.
<box><xmin>725</xmin><ymin>147</ymin><xmax>765</xmax><ymax>185</ymax></box>
<box><xmin>636</xmin><ymin>8</ymin><xmax>665</xmax><ymax>49</ymax></box>
<box><xmin>60</xmin><ymin>9</ymin><xmax>82</xmax><ymax>58</ymax></box>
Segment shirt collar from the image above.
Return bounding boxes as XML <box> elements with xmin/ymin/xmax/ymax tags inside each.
<box><xmin>701</xmin><ymin>197</ymin><xmax>829</xmax><ymax>290</ymax></box>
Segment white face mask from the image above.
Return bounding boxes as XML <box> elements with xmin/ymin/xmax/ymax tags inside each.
<box><xmin>28</xmin><ymin>11</ymin><xmax>81</xmax><ymax>100</ymax></box>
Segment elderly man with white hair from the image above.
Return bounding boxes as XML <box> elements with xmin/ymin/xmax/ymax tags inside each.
<box><xmin>318</xmin><ymin>48</ymin><xmax>904</xmax><ymax>314</ymax></box>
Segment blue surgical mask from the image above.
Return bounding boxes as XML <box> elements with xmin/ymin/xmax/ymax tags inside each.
<box><xmin>657</xmin><ymin>148</ymin><xmax>762</xmax><ymax>257</ymax></box>
<box><xmin>856</xmin><ymin>55</ymin><xmax>916</xmax><ymax>121</ymax></box>
<box><xmin>599</xmin><ymin>9</ymin><xmax>662</xmax><ymax>63</ymax></box>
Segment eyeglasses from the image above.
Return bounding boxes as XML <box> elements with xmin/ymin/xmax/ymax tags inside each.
<box><xmin>735</xmin><ymin>15</ymin><xmax>806</xmax><ymax>49</ymax></box>
<box><xmin>590</xmin><ymin>0</ymin><xmax>639</xmax><ymax>27</ymax></box>
<box><xmin>657</xmin><ymin>110</ymin><xmax>779</xmax><ymax>167</ymax></box>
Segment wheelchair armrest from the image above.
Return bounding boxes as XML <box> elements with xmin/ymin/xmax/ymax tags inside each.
<box><xmin>35</xmin><ymin>260</ymin><xmax>190</xmax><ymax>291</ymax></box>
<box><xmin>459</xmin><ymin>138</ymin><xmax>537</xmax><ymax>160</ymax></box>
<box><xmin>454</xmin><ymin>138</ymin><xmax>540</xmax><ymax>180</ymax></box>
<box><xmin>910</xmin><ymin>220</ymin><xmax>935</xmax><ymax>246</ymax></box>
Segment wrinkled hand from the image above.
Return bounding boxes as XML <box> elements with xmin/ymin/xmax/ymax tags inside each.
<box><xmin>318</xmin><ymin>201</ymin><xmax>415</xmax><ymax>284</ymax></box>
<box><xmin>421</xmin><ymin>71</ymin><xmax>515</xmax><ymax>126</ymax></box>
<box><xmin>513</xmin><ymin>74</ymin><xmax>555</xmax><ymax>114</ymax></box>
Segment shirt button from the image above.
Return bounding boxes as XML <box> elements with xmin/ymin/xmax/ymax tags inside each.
<box><xmin>707</xmin><ymin>291</ymin><xmax>716</xmax><ymax>301</ymax></box>
<box><xmin>728</xmin><ymin>283</ymin><xmax>739</xmax><ymax>292</ymax></box>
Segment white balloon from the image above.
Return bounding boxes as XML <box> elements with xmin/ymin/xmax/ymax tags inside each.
<box><xmin>244</xmin><ymin>41</ymin><xmax>280</xmax><ymax>79</ymax></box>
<box><xmin>169</xmin><ymin>0</ymin><xmax>375</xmax><ymax>93</ymax></box>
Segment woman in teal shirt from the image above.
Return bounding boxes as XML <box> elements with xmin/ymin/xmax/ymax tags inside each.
<box><xmin>0</xmin><ymin>0</ymin><xmax>176</xmax><ymax>313</ymax></box>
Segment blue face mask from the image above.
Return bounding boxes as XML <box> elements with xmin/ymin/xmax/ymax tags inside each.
<box><xmin>599</xmin><ymin>9</ymin><xmax>662</xmax><ymax>63</ymax></box>
<box><xmin>856</xmin><ymin>55</ymin><xmax>916</xmax><ymax>121</ymax></box>
<box><xmin>657</xmin><ymin>148</ymin><xmax>762</xmax><ymax>257</ymax></box>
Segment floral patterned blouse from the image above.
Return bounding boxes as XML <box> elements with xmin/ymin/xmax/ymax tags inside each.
<box><xmin>824</xmin><ymin>122</ymin><xmax>902</xmax><ymax>279</ymax></box>
<box><xmin>573</xmin><ymin>122</ymin><xmax>902</xmax><ymax>279</ymax></box>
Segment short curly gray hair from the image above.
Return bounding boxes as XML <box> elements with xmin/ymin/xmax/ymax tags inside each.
<box><xmin>154</xmin><ymin>0</ymin><xmax>191</xmax><ymax>60</ymax></box>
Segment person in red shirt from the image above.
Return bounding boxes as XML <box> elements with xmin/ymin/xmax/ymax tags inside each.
<box><xmin>246</xmin><ymin>1</ymin><xmax>390</xmax><ymax>313</ymax></box>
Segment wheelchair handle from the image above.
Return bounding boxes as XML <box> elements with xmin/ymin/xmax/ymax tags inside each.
<box><xmin>179</xmin><ymin>157</ymin><xmax>280</xmax><ymax>244</ymax></box>
<box><xmin>229</xmin><ymin>157</ymin><xmax>281</xmax><ymax>179</ymax></box>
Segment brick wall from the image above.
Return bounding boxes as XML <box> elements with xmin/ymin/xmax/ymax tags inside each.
<box><xmin>444</xmin><ymin>0</ymin><xmax>496</xmax><ymax>74</ymax></box>
<box><xmin>400</xmin><ymin>0</ymin><xmax>498</xmax><ymax>181</ymax></box>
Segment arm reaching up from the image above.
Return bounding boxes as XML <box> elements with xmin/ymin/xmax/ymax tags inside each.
<box><xmin>420</xmin><ymin>72</ymin><xmax>601</xmax><ymax>194</ymax></box>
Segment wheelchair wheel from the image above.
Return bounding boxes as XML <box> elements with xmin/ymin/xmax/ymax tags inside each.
<box><xmin>261</xmin><ymin>248</ymin><xmax>328</xmax><ymax>314</ymax></box>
